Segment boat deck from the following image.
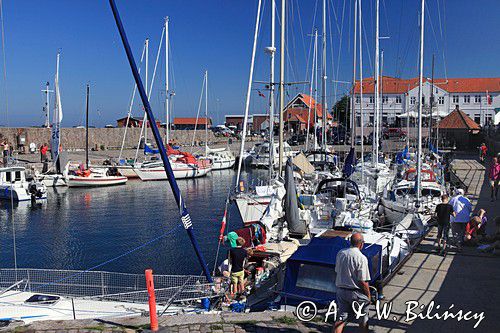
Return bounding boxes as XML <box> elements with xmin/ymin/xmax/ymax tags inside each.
<box><xmin>357</xmin><ymin>154</ymin><xmax>500</xmax><ymax>333</ymax></box>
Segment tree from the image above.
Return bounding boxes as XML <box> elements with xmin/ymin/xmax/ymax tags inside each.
<box><xmin>332</xmin><ymin>95</ymin><xmax>350</xmax><ymax>126</ymax></box>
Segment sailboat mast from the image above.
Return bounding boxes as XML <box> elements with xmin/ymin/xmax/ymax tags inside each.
<box><xmin>429</xmin><ymin>53</ymin><xmax>434</xmax><ymax>145</ymax></box>
<box><xmin>321</xmin><ymin>0</ymin><xmax>327</xmax><ymax>151</ymax></box>
<box><xmin>306</xmin><ymin>28</ymin><xmax>317</xmax><ymax>152</ymax></box>
<box><xmin>235</xmin><ymin>0</ymin><xmax>262</xmax><ymax>187</ymax></box>
<box><xmin>268</xmin><ymin>0</ymin><xmax>276</xmax><ymax>176</ymax></box>
<box><xmin>278</xmin><ymin>0</ymin><xmax>286</xmax><ymax>175</ymax></box>
<box><xmin>313</xmin><ymin>29</ymin><xmax>319</xmax><ymax>150</ymax></box>
<box><xmin>109</xmin><ymin>0</ymin><xmax>213</xmax><ymax>282</ymax></box>
<box><xmin>358</xmin><ymin>0</ymin><xmax>364</xmax><ymax>175</ymax></box>
<box><xmin>85</xmin><ymin>84</ymin><xmax>89</xmax><ymax>170</ymax></box>
<box><xmin>373</xmin><ymin>0</ymin><xmax>380</xmax><ymax>167</ymax></box>
<box><xmin>145</xmin><ymin>38</ymin><xmax>149</xmax><ymax>145</ymax></box>
<box><xmin>205</xmin><ymin>70</ymin><xmax>208</xmax><ymax>157</ymax></box>
<box><xmin>350</xmin><ymin>0</ymin><xmax>357</xmax><ymax>149</ymax></box>
<box><xmin>42</xmin><ymin>82</ymin><xmax>52</xmax><ymax>128</ymax></box>
<box><xmin>165</xmin><ymin>17</ymin><xmax>170</xmax><ymax>145</ymax></box>
<box><xmin>416</xmin><ymin>0</ymin><xmax>425</xmax><ymax>206</ymax></box>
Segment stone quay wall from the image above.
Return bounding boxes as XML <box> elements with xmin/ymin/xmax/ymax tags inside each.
<box><xmin>0</xmin><ymin>127</ymin><xmax>225</xmax><ymax>151</ymax></box>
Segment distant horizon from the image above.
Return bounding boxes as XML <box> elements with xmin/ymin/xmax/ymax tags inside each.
<box><xmin>0</xmin><ymin>0</ymin><xmax>499</xmax><ymax>127</ymax></box>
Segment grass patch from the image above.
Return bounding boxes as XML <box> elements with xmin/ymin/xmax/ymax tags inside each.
<box><xmin>275</xmin><ymin>316</ymin><xmax>297</xmax><ymax>325</ymax></box>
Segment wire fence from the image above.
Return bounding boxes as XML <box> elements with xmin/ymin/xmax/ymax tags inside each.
<box><xmin>0</xmin><ymin>268</ymin><xmax>216</xmax><ymax>305</ymax></box>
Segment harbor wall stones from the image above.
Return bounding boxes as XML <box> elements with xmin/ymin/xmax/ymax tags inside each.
<box><xmin>0</xmin><ymin>127</ymin><xmax>225</xmax><ymax>151</ymax></box>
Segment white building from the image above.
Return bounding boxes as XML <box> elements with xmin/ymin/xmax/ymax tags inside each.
<box><xmin>353</xmin><ymin>76</ymin><xmax>500</xmax><ymax>128</ymax></box>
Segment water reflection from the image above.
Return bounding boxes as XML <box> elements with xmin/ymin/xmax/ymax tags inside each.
<box><xmin>0</xmin><ymin>169</ymin><xmax>266</xmax><ymax>275</ymax></box>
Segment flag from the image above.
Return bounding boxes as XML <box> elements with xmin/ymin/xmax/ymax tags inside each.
<box><xmin>487</xmin><ymin>91</ymin><xmax>492</xmax><ymax>105</ymax></box>
<box><xmin>257</xmin><ymin>90</ymin><xmax>266</xmax><ymax>99</ymax></box>
<box><xmin>342</xmin><ymin>147</ymin><xmax>356</xmax><ymax>178</ymax></box>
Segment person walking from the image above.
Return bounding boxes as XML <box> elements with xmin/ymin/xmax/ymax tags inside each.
<box><xmin>479</xmin><ymin>143</ymin><xmax>487</xmax><ymax>162</ymax></box>
<box><xmin>449</xmin><ymin>188</ymin><xmax>472</xmax><ymax>251</ymax></box>
<box><xmin>227</xmin><ymin>237</ymin><xmax>248</xmax><ymax>297</ymax></box>
<box><xmin>488</xmin><ymin>157</ymin><xmax>500</xmax><ymax>201</ymax></box>
<box><xmin>334</xmin><ymin>233</ymin><xmax>371</xmax><ymax>333</ymax></box>
<box><xmin>435</xmin><ymin>194</ymin><xmax>455</xmax><ymax>255</ymax></box>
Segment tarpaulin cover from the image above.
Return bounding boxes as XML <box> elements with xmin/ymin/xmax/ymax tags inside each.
<box><xmin>281</xmin><ymin>236</ymin><xmax>382</xmax><ymax>306</ymax></box>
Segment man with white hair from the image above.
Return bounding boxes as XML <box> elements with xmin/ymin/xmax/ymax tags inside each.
<box><xmin>449</xmin><ymin>188</ymin><xmax>472</xmax><ymax>251</ymax></box>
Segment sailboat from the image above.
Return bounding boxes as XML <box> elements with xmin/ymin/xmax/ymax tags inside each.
<box><xmin>37</xmin><ymin>51</ymin><xmax>67</xmax><ymax>187</ymax></box>
<box><xmin>194</xmin><ymin>71</ymin><xmax>236</xmax><ymax>170</ymax></box>
<box><xmin>65</xmin><ymin>85</ymin><xmax>128</xmax><ymax>187</ymax></box>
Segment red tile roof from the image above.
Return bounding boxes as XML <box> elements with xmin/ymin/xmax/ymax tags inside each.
<box><xmin>438</xmin><ymin>109</ymin><xmax>480</xmax><ymax>130</ymax></box>
<box><xmin>173</xmin><ymin>117</ymin><xmax>211</xmax><ymax>125</ymax></box>
<box><xmin>354</xmin><ymin>76</ymin><xmax>500</xmax><ymax>94</ymax></box>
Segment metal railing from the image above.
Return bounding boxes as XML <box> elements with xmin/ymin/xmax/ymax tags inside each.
<box><xmin>0</xmin><ymin>268</ymin><xmax>215</xmax><ymax>305</ymax></box>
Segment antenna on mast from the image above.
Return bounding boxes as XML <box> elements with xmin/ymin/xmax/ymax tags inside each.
<box><xmin>41</xmin><ymin>82</ymin><xmax>54</xmax><ymax>128</ymax></box>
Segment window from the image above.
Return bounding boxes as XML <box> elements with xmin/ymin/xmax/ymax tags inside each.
<box><xmin>474</xmin><ymin>95</ymin><xmax>481</xmax><ymax>103</ymax></box>
<box><xmin>452</xmin><ymin>95</ymin><xmax>459</xmax><ymax>103</ymax></box>
<box><xmin>474</xmin><ymin>114</ymin><xmax>481</xmax><ymax>124</ymax></box>
<box><xmin>15</xmin><ymin>171</ymin><xmax>21</xmax><ymax>181</ymax></box>
<box><xmin>355</xmin><ymin>96</ymin><xmax>360</xmax><ymax>104</ymax></box>
<box><xmin>395</xmin><ymin>96</ymin><xmax>402</xmax><ymax>104</ymax></box>
<box><xmin>438</xmin><ymin>96</ymin><xmax>445</xmax><ymax>105</ymax></box>
<box><xmin>410</xmin><ymin>96</ymin><xmax>416</xmax><ymax>105</ymax></box>
<box><xmin>464</xmin><ymin>95</ymin><xmax>470</xmax><ymax>104</ymax></box>
<box><xmin>369</xmin><ymin>96</ymin><xmax>375</xmax><ymax>104</ymax></box>
<box><xmin>296</xmin><ymin>264</ymin><xmax>337</xmax><ymax>293</ymax></box>
<box><xmin>369</xmin><ymin>115</ymin><xmax>374</xmax><ymax>125</ymax></box>
<box><xmin>382</xmin><ymin>95</ymin><xmax>388</xmax><ymax>104</ymax></box>
<box><xmin>5</xmin><ymin>172</ymin><xmax>11</xmax><ymax>182</ymax></box>
<box><xmin>356</xmin><ymin>116</ymin><xmax>361</xmax><ymax>126</ymax></box>
<box><xmin>485</xmin><ymin>114</ymin><xmax>492</xmax><ymax>124</ymax></box>
<box><xmin>421</xmin><ymin>95</ymin><xmax>425</xmax><ymax>105</ymax></box>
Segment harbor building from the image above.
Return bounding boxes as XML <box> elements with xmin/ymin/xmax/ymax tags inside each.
<box><xmin>173</xmin><ymin>117</ymin><xmax>212</xmax><ymax>130</ymax></box>
<box><xmin>353</xmin><ymin>76</ymin><xmax>500</xmax><ymax>130</ymax></box>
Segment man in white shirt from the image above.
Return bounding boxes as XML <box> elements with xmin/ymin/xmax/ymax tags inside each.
<box><xmin>334</xmin><ymin>233</ymin><xmax>371</xmax><ymax>333</ymax></box>
<box><xmin>449</xmin><ymin>188</ymin><xmax>472</xmax><ymax>250</ymax></box>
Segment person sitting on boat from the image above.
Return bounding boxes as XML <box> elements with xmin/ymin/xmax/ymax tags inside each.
<box><xmin>435</xmin><ymin>194</ymin><xmax>455</xmax><ymax>255</ymax></box>
<box><xmin>449</xmin><ymin>188</ymin><xmax>472</xmax><ymax>251</ymax></box>
<box><xmin>334</xmin><ymin>232</ymin><xmax>371</xmax><ymax>333</ymax></box>
<box><xmin>228</xmin><ymin>237</ymin><xmax>248</xmax><ymax>297</ymax></box>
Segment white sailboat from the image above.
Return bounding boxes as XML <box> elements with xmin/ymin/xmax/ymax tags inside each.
<box><xmin>65</xmin><ymin>85</ymin><xmax>128</xmax><ymax>188</ymax></box>
<box><xmin>37</xmin><ymin>51</ymin><xmax>67</xmax><ymax>187</ymax></box>
<box><xmin>194</xmin><ymin>71</ymin><xmax>236</xmax><ymax>170</ymax></box>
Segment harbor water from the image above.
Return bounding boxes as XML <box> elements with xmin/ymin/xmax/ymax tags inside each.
<box><xmin>0</xmin><ymin>169</ymin><xmax>264</xmax><ymax>275</ymax></box>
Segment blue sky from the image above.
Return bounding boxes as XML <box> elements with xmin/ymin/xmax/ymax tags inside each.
<box><xmin>0</xmin><ymin>0</ymin><xmax>499</xmax><ymax>127</ymax></box>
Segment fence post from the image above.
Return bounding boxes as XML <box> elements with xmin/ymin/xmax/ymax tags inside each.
<box><xmin>145</xmin><ymin>269</ymin><xmax>158</xmax><ymax>331</ymax></box>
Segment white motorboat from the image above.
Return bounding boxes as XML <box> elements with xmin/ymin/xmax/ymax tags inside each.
<box><xmin>0</xmin><ymin>166</ymin><xmax>47</xmax><ymax>202</ymax></box>
<box><xmin>202</xmin><ymin>147</ymin><xmax>235</xmax><ymax>170</ymax></box>
<box><xmin>134</xmin><ymin>158</ymin><xmax>212</xmax><ymax>181</ymax></box>
<box><xmin>248</xmin><ymin>141</ymin><xmax>296</xmax><ymax>168</ymax></box>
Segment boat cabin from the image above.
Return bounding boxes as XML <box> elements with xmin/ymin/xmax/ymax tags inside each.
<box><xmin>0</xmin><ymin>167</ymin><xmax>27</xmax><ymax>184</ymax></box>
<box><xmin>403</xmin><ymin>168</ymin><xmax>435</xmax><ymax>182</ymax></box>
<box><xmin>281</xmin><ymin>236</ymin><xmax>382</xmax><ymax>306</ymax></box>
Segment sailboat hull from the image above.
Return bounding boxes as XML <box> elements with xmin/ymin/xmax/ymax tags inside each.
<box><xmin>134</xmin><ymin>164</ymin><xmax>212</xmax><ymax>181</ymax></box>
<box><xmin>66</xmin><ymin>176</ymin><xmax>128</xmax><ymax>187</ymax></box>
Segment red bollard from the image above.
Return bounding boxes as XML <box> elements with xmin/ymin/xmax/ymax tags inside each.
<box><xmin>145</xmin><ymin>269</ymin><xmax>158</xmax><ymax>331</ymax></box>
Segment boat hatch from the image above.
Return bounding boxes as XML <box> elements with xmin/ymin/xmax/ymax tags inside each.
<box><xmin>25</xmin><ymin>294</ymin><xmax>60</xmax><ymax>305</ymax></box>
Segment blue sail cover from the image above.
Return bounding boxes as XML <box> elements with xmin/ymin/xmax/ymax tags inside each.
<box><xmin>144</xmin><ymin>143</ymin><xmax>160</xmax><ymax>155</ymax></box>
<box><xmin>281</xmin><ymin>237</ymin><xmax>382</xmax><ymax>306</ymax></box>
